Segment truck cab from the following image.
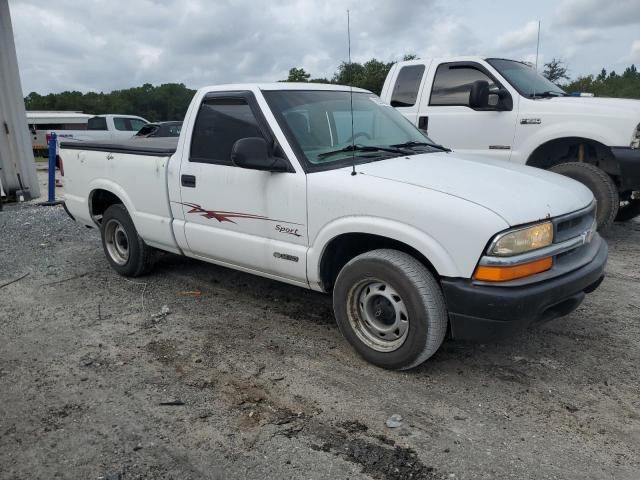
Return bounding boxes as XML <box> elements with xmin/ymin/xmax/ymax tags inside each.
<box><xmin>381</xmin><ymin>57</ymin><xmax>640</xmax><ymax>228</ymax></box>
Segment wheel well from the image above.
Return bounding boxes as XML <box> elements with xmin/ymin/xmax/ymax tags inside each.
<box><xmin>89</xmin><ymin>189</ymin><xmax>123</xmax><ymax>224</ymax></box>
<box><xmin>526</xmin><ymin>137</ymin><xmax>620</xmax><ymax>181</ymax></box>
<box><xmin>319</xmin><ymin>233</ymin><xmax>438</xmax><ymax>292</ymax></box>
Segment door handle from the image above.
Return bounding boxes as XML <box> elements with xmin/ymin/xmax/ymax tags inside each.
<box><xmin>418</xmin><ymin>116</ymin><xmax>428</xmax><ymax>132</ymax></box>
<box><xmin>181</xmin><ymin>174</ymin><xmax>196</xmax><ymax>188</ymax></box>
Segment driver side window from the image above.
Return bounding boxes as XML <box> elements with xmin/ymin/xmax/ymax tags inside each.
<box><xmin>190</xmin><ymin>98</ymin><xmax>265</xmax><ymax>165</ymax></box>
<box><xmin>430</xmin><ymin>64</ymin><xmax>496</xmax><ymax>107</ymax></box>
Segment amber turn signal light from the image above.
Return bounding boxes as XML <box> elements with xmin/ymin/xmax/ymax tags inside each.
<box><xmin>473</xmin><ymin>257</ymin><xmax>553</xmax><ymax>282</ymax></box>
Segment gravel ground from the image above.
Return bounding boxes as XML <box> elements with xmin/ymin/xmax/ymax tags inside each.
<box><xmin>1</xmin><ymin>184</ymin><xmax>639</xmax><ymax>479</ymax></box>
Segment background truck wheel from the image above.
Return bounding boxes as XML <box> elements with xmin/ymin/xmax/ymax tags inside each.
<box><xmin>549</xmin><ymin>162</ymin><xmax>618</xmax><ymax>230</ymax></box>
<box><xmin>615</xmin><ymin>197</ymin><xmax>640</xmax><ymax>222</ymax></box>
<box><xmin>101</xmin><ymin>204</ymin><xmax>153</xmax><ymax>277</ymax></box>
<box><xmin>333</xmin><ymin>249</ymin><xmax>447</xmax><ymax>370</ymax></box>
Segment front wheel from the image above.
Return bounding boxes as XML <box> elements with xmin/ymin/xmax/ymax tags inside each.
<box><xmin>333</xmin><ymin>249</ymin><xmax>447</xmax><ymax>370</ymax></box>
<box><xmin>101</xmin><ymin>204</ymin><xmax>153</xmax><ymax>277</ymax></box>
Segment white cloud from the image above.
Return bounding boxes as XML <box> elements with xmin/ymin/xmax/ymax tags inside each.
<box><xmin>554</xmin><ymin>0</ymin><xmax>640</xmax><ymax>27</ymax></box>
<box><xmin>495</xmin><ymin>21</ymin><xmax>540</xmax><ymax>51</ymax></box>
<box><xmin>626</xmin><ymin>39</ymin><xmax>640</xmax><ymax>63</ymax></box>
<box><xmin>7</xmin><ymin>0</ymin><xmax>640</xmax><ymax>93</ymax></box>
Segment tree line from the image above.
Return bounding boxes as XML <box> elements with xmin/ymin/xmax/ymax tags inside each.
<box><xmin>23</xmin><ymin>57</ymin><xmax>640</xmax><ymax>122</ymax></box>
<box><xmin>24</xmin><ymin>83</ymin><xmax>196</xmax><ymax>122</ymax></box>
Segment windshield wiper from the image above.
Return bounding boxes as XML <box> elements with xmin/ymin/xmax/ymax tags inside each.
<box><xmin>317</xmin><ymin>144</ymin><xmax>409</xmax><ymax>159</ymax></box>
<box><xmin>529</xmin><ymin>90</ymin><xmax>567</xmax><ymax>98</ymax></box>
<box><xmin>389</xmin><ymin>141</ymin><xmax>451</xmax><ymax>153</ymax></box>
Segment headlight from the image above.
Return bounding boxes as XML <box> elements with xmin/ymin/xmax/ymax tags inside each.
<box><xmin>488</xmin><ymin>221</ymin><xmax>553</xmax><ymax>256</ymax></box>
<box><xmin>631</xmin><ymin>123</ymin><xmax>640</xmax><ymax>149</ymax></box>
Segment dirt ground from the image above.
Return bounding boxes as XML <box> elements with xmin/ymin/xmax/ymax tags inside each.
<box><xmin>1</xmin><ymin>176</ymin><xmax>639</xmax><ymax>479</ymax></box>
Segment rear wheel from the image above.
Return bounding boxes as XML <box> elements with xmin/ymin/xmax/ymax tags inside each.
<box><xmin>550</xmin><ymin>162</ymin><xmax>618</xmax><ymax>230</ymax></box>
<box><xmin>333</xmin><ymin>249</ymin><xmax>447</xmax><ymax>370</ymax></box>
<box><xmin>101</xmin><ymin>204</ymin><xmax>153</xmax><ymax>277</ymax></box>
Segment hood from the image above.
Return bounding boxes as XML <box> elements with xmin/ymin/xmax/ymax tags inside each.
<box><xmin>355</xmin><ymin>152</ymin><xmax>593</xmax><ymax>226</ymax></box>
<box><xmin>531</xmin><ymin>96</ymin><xmax>640</xmax><ymax>118</ymax></box>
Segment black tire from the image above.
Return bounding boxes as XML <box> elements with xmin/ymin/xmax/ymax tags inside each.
<box><xmin>100</xmin><ymin>204</ymin><xmax>153</xmax><ymax>277</ymax></box>
<box><xmin>333</xmin><ymin>249</ymin><xmax>447</xmax><ymax>370</ymax></box>
<box><xmin>550</xmin><ymin>162</ymin><xmax>618</xmax><ymax>230</ymax></box>
<box><xmin>615</xmin><ymin>198</ymin><xmax>640</xmax><ymax>222</ymax></box>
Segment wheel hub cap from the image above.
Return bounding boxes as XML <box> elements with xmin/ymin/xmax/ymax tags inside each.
<box><xmin>104</xmin><ymin>219</ymin><xmax>130</xmax><ymax>266</ymax></box>
<box><xmin>348</xmin><ymin>280</ymin><xmax>409</xmax><ymax>352</ymax></box>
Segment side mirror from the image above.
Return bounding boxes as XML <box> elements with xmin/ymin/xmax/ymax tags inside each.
<box><xmin>469</xmin><ymin>80</ymin><xmax>490</xmax><ymax>109</ymax></box>
<box><xmin>231</xmin><ymin>137</ymin><xmax>289</xmax><ymax>172</ymax></box>
<box><xmin>493</xmin><ymin>88</ymin><xmax>513</xmax><ymax>111</ymax></box>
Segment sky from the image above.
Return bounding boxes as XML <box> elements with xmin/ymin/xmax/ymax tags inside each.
<box><xmin>8</xmin><ymin>0</ymin><xmax>640</xmax><ymax>94</ymax></box>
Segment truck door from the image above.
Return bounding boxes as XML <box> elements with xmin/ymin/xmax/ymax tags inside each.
<box><xmin>417</xmin><ymin>61</ymin><xmax>519</xmax><ymax>161</ymax></box>
<box><xmin>177</xmin><ymin>92</ymin><xmax>308</xmax><ymax>285</ymax></box>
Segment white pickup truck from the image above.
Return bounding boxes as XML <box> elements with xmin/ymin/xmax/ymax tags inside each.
<box><xmin>51</xmin><ymin>114</ymin><xmax>149</xmax><ymax>144</ymax></box>
<box><xmin>381</xmin><ymin>57</ymin><xmax>640</xmax><ymax>229</ymax></box>
<box><xmin>61</xmin><ymin>83</ymin><xmax>607</xmax><ymax>370</ymax></box>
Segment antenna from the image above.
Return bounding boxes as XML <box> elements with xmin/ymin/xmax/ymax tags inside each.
<box><xmin>533</xmin><ymin>20</ymin><xmax>541</xmax><ymax>99</ymax></box>
<box><xmin>347</xmin><ymin>9</ymin><xmax>356</xmax><ymax>176</ymax></box>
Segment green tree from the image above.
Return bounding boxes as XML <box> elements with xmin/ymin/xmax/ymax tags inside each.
<box><xmin>543</xmin><ymin>58</ymin><xmax>569</xmax><ymax>83</ymax></box>
<box><xmin>283</xmin><ymin>67</ymin><xmax>311</xmax><ymax>82</ymax></box>
<box><xmin>563</xmin><ymin>64</ymin><xmax>640</xmax><ymax>98</ymax></box>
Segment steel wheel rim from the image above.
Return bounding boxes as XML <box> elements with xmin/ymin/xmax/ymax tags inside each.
<box><xmin>104</xmin><ymin>219</ymin><xmax>129</xmax><ymax>266</ymax></box>
<box><xmin>347</xmin><ymin>279</ymin><xmax>409</xmax><ymax>352</ymax></box>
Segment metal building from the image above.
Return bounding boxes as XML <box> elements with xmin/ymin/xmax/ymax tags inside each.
<box><xmin>0</xmin><ymin>0</ymin><xmax>40</xmax><ymax>201</ymax></box>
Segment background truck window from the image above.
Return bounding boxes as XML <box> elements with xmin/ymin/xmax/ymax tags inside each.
<box><xmin>87</xmin><ymin>117</ymin><xmax>108</xmax><ymax>130</ymax></box>
<box><xmin>113</xmin><ymin>117</ymin><xmax>129</xmax><ymax>131</ymax></box>
<box><xmin>190</xmin><ymin>98</ymin><xmax>264</xmax><ymax>165</ymax></box>
<box><xmin>114</xmin><ymin>117</ymin><xmax>147</xmax><ymax>131</ymax></box>
<box><xmin>129</xmin><ymin>118</ymin><xmax>147</xmax><ymax>131</ymax></box>
<box><xmin>390</xmin><ymin>65</ymin><xmax>425</xmax><ymax>107</ymax></box>
<box><xmin>430</xmin><ymin>64</ymin><xmax>496</xmax><ymax>106</ymax></box>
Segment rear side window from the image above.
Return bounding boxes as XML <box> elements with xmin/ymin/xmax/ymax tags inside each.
<box><xmin>87</xmin><ymin>117</ymin><xmax>107</xmax><ymax>130</ymax></box>
<box><xmin>190</xmin><ymin>98</ymin><xmax>264</xmax><ymax>164</ymax></box>
<box><xmin>430</xmin><ymin>64</ymin><xmax>496</xmax><ymax>106</ymax></box>
<box><xmin>390</xmin><ymin>65</ymin><xmax>425</xmax><ymax>107</ymax></box>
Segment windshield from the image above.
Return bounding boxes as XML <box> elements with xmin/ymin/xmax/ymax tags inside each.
<box><xmin>263</xmin><ymin>90</ymin><xmax>437</xmax><ymax>169</ymax></box>
<box><xmin>487</xmin><ymin>58</ymin><xmax>567</xmax><ymax>97</ymax></box>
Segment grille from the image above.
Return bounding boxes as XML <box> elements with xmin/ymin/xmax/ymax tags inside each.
<box><xmin>553</xmin><ymin>202</ymin><xmax>596</xmax><ymax>244</ymax></box>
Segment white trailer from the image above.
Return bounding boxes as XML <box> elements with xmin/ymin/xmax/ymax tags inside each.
<box><xmin>27</xmin><ymin>111</ymin><xmax>92</xmax><ymax>156</ymax></box>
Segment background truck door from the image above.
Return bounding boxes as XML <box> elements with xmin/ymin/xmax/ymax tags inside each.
<box><xmin>178</xmin><ymin>93</ymin><xmax>307</xmax><ymax>284</ymax></box>
<box><xmin>419</xmin><ymin>61</ymin><xmax>519</xmax><ymax>161</ymax></box>
<box><xmin>387</xmin><ymin>62</ymin><xmax>431</xmax><ymax>129</ymax></box>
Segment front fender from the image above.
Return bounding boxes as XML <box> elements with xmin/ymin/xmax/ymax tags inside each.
<box><xmin>515</xmin><ymin>122</ymin><xmax>618</xmax><ymax>165</ymax></box>
<box><xmin>307</xmin><ymin>216</ymin><xmax>461</xmax><ymax>291</ymax></box>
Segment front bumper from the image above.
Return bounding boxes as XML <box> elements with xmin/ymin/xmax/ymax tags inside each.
<box><xmin>441</xmin><ymin>237</ymin><xmax>607</xmax><ymax>342</ymax></box>
<box><xmin>611</xmin><ymin>146</ymin><xmax>640</xmax><ymax>192</ymax></box>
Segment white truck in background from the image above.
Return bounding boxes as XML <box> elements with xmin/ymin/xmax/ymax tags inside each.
<box><xmin>381</xmin><ymin>57</ymin><xmax>640</xmax><ymax>228</ymax></box>
<box><xmin>50</xmin><ymin>114</ymin><xmax>148</xmax><ymax>144</ymax></box>
<box><xmin>60</xmin><ymin>83</ymin><xmax>606</xmax><ymax>370</ymax></box>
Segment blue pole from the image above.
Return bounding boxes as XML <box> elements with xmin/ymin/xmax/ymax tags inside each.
<box><xmin>47</xmin><ymin>132</ymin><xmax>57</xmax><ymax>203</ymax></box>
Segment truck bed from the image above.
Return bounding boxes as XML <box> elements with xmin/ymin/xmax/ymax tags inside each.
<box><xmin>61</xmin><ymin>136</ymin><xmax>179</xmax><ymax>253</ymax></box>
<box><xmin>60</xmin><ymin>137</ymin><xmax>178</xmax><ymax>156</ymax></box>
